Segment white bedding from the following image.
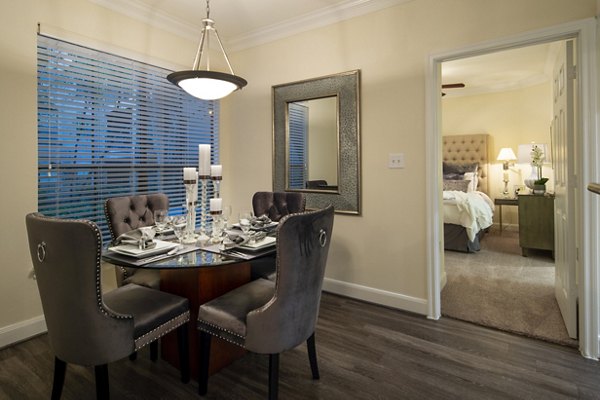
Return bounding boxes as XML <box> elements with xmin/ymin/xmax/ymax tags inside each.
<box><xmin>443</xmin><ymin>191</ymin><xmax>494</xmax><ymax>241</ymax></box>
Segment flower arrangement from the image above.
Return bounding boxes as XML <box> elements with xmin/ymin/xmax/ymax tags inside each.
<box><xmin>530</xmin><ymin>145</ymin><xmax>548</xmax><ymax>186</ymax></box>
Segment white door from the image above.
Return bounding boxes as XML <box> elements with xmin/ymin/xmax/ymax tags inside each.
<box><xmin>552</xmin><ymin>40</ymin><xmax>577</xmax><ymax>339</ymax></box>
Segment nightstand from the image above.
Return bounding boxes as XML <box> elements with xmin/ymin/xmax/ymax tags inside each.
<box><xmin>494</xmin><ymin>197</ymin><xmax>518</xmax><ymax>233</ymax></box>
<box><xmin>518</xmin><ymin>194</ymin><xmax>555</xmax><ymax>257</ymax></box>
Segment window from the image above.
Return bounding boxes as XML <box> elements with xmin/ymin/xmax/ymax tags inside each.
<box><xmin>287</xmin><ymin>102</ymin><xmax>308</xmax><ymax>189</ymax></box>
<box><xmin>37</xmin><ymin>35</ymin><xmax>219</xmax><ymax>242</ymax></box>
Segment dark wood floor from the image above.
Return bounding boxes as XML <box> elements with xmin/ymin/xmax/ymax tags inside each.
<box><xmin>2</xmin><ymin>293</ymin><xmax>600</xmax><ymax>399</ymax></box>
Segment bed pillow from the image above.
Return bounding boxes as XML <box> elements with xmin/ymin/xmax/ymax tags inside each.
<box><xmin>443</xmin><ymin>161</ymin><xmax>479</xmax><ymax>175</ymax></box>
<box><xmin>443</xmin><ymin>179</ymin><xmax>471</xmax><ymax>192</ymax></box>
<box><xmin>443</xmin><ymin>162</ymin><xmax>479</xmax><ymax>191</ymax></box>
<box><xmin>463</xmin><ymin>172</ymin><xmax>477</xmax><ymax>192</ymax></box>
<box><xmin>443</xmin><ymin>172</ymin><xmax>463</xmax><ymax>181</ymax></box>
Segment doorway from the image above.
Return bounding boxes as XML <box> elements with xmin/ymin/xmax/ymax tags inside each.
<box><xmin>425</xmin><ymin>18</ymin><xmax>599</xmax><ymax>358</ymax></box>
<box><xmin>439</xmin><ymin>41</ymin><xmax>574</xmax><ymax>345</ymax></box>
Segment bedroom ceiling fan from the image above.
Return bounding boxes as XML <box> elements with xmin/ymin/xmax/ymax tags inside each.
<box><xmin>441</xmin><ymin>83</ymin><xmax>465</xmax><ymax>96</ymax></box>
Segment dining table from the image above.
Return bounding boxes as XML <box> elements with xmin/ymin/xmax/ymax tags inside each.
<box><xmin>102</xmin><ymin>231</ymin><xmax>277</xmax><ymax>380</ymax></box>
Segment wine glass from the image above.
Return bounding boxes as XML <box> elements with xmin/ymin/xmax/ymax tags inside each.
<box><xmin>153</xmin><ymin>209</ymin><xmax>169</xmax><ymax>232</ymax></box>
<box><xmin>171</xmin><ymin>216</ymin><xmax>187</xmax><ymax>244</ymax></box>
<box><xmin>238</xmin><ymin>211</ymin><xmax>253</xmax><ymax>235</ymax></box>
<box><xmin>222</xmin><ymin>205</ymin><xmax>232</xmax><ymax>228</ymax></box>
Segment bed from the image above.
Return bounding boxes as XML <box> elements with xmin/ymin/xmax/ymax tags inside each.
<box><xmin>442</xmin><ymin>134</ymin><xmax>494</xmax><ymax>252</ymax></box>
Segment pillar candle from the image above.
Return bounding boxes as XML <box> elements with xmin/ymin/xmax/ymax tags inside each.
<box><xmin>198</xmin><ymin>144</ymin><xmax>211</xmax><ymax>176</ymax></box>
<box><xmin>210</xmin><ymin>198</ymin><xmax>222</xmax><ymax>212</ymax></box>
<box><xmin>183</xmin><ymin>167</ymin><xmax>197</xmax><ymax>181</ymax></box>
<box><xmin>211</xmin><ymin>164</ymin><xmax>222</xmax><ymax>177</ymax></box>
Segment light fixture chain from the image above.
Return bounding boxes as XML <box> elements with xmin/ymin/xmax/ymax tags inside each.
<box><xmin>206</xmin><ymin>0</ymin><xmax>210</xmax><ymax>19</ymax></box>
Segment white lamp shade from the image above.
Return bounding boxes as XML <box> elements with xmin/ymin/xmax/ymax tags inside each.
<box><xmin>497</xmin><ymin>147</ymin><xmax>517</xmax><ymax>161</ymax></box>
<box><xmin>518</xmin><ymin>143</ymin><xmax>551</xmax><ymax>164</ymax></box>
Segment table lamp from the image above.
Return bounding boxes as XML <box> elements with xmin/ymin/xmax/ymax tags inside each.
<box><xmin>497</xmin><ymin>147</ymin><xmax>517</xmax><ymax>197</ymax></box>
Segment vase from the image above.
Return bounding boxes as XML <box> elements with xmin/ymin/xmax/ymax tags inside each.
<box><xmin>533</xmin><ymin>184</ymin><xmax>546</xmax><ymax>195</ymax></box>
<box><xmin>524</xmin><ymin>164</ymin><xmax>540</xmax><ymax>190</ymax></box>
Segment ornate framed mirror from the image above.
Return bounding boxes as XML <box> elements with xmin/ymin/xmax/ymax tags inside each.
<box><xmin>272</xmin><ymin>70</ymin><xmax>361</xmax><ymax>214</ymax></box>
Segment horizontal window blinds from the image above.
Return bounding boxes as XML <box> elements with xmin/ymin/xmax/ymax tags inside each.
<box><xmin>288</xmin><ymin>103</ymin><xmax>308</xmax><ymax>189</ymax></box>
<box><xmin>37</xmin><ymin>35</ymin><xmax>219</xmax><ymax>243</ymax></box>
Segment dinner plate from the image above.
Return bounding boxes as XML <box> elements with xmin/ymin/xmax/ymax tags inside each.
<box><xmin>109</xmin><ymin>239</ymin><xmax>178</xmax><ymax>258</ymax></box>
<box><xmin>238</xmin><ymin>236</ymin><xmax>276</xmax><ymax>251</ymax></box>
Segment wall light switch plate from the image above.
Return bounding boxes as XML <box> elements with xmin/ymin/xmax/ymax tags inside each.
<box><xmin>389</xmin><ymin>153</ymin><xmax>405</xmax><ymax>169</ymax></box>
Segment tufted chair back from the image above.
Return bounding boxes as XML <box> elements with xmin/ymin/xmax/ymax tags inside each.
<box><xmin>104</xmin><ymin>193</ymin><xmax>169</xmax><ymax>288</ymax></box>
<box><xmin>245</xmin><ymin>205</ymin><xmax>334</xmax><ymax>354</ymax></box>
<box><xmin>26</xmin><ymin>212</ymin><xmax>134</xmax><ymax>366</ymax></box>
<box><xmin>104</xmin><ymin>193</ymin><xmax>169</xmax><ymax>239</ymax></box>
<box><xmin>196</xmin><ymin>206</ymin><xmax>334</xmax><ymax>399</ymax></box>
<box><xmin>25</xmin><ymin>212</ymin><xmax>190</xmax><ymax>398</ymax></box>
<box><xmin>252</xmin><ymin>191</ymin><xmax>305</xmax><ymax>222</ymax></box>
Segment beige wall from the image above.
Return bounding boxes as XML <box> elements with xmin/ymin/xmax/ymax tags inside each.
<box><xmin>0</xmin><ymin>0</ymin><xmax>596</xmax><ymax>344</ymax></box>
<box><xmin>220</xmin><ymin>0</ymin><xmax>595</xmax><ymax>307</ymax></box>
<box><xmin>0</xmin><ymin>0</ymin><xmax>195</xmax><ymax>342</ymax></box>
<box><xmin>443</xmin><ymin>82</ymin><xmax>554</xmax><ymax>225</ymax></box>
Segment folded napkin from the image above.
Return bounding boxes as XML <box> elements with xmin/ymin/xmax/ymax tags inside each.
<box><xmin>251</xmin><ymin>214</ymin><xmax>272</xmax><ymax>228</ymax></box>
<box><xmin>112</xmin><ymin>227</ymin><xmax>157</xmax><ymax>249</ymax></box>
<box><xmin>225</xmin><ymin>231</ymin><xmax>248</xmax><ymax>245</ymax></box>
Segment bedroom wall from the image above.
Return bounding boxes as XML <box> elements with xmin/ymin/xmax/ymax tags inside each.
<box><xmin>220</xmin><ymin>0</ymin><xmax>595</xmax><ymax>310</ymax></box>
<box><xmin>442</xmin><ymin>82</ymin><xmax>554</xmax><ymax>226</ymax></box>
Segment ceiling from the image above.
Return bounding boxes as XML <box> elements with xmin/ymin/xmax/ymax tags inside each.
<box><xmin>90</xmin><ymin>0</ymin><xmax>560</xmax><ymax>97</ymax></box>
<box><xmin>90</xmin><ymin>0</ymin><xmax>412</xmax><ymax>50</ymax></box>
<box><xmin>442</xmin><ymin>41</ymin><xmax>561</xmax><ymax>98</ymax></box>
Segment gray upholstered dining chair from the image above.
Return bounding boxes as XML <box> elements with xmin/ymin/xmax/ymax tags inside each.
<box><xmin>25</xmin><ymin>212</ymin><xmax>190</xmax><ymax>400</ymax></box>
<box><xmin>252</xmin><ymin>191</ymin><xmax>306</xmax><ymax>222</ymax></box>
<box><xmin>104</xmin><ymin>193</ymin><xmax>169</xmax><ymax>289</ymax></box>
<box><xmin>197</xmin><ymin>205</ymin><xmax>334</xmax><ymax>400</ymax></box>
<box><xmin>250</xmin><ymin>191</ymin><xmax>306</xmax><ymax>280</ymax></box>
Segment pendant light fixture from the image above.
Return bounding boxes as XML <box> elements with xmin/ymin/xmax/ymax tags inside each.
<box><xmin>167</xmin><ymin>0</ymin><xmax>247</xmax><ymax>100</ymax></box>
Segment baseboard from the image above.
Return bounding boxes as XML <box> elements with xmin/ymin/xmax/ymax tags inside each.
<box><xmin>0</xmin><ymin>315</ymin><xmax>47</xmax><ymax>350</ymax></box>
<box><xmin>323</xmin><ymin>277</ymin><xmax>428</xmax><ymax>315</ymax></box>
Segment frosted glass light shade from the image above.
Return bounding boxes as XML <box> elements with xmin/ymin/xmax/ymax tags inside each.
<box><xmin>168</xmin><ymin>70</ymin><xmax>247</xmax><ymax>101</ymax></box>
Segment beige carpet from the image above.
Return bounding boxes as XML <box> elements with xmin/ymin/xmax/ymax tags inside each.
<box><xmin>441</xmin><ymin>228</ymin><xmax>578</xmax><ymax>347</ymax></box>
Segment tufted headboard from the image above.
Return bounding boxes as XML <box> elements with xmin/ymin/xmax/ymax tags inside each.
<box><xmin>442</xmin><ymin>134</ymin><xmax>490</xmax><ymax>195</ymax></box>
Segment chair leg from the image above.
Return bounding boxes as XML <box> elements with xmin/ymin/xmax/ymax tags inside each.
<box><xmin>94</xmin><ymin>364</ymin><xmax>109</xmax><ymax>400</ymax></box>
<box><xmin>51</xmin><ymin>357</ymin><xmax>66</xmax><ymax>400</ymax></box>
<box><xmin>269</xmin><ymin>354</ymin><xmax>279</xmax><ymax>400</ymax></box>
<box><xmin>177</xmin><ymin>324</ymin><xmax>190</xmax><ymax>383</ymax></box>
<box><xmin>307</xmin><ymin>332</ymin><xmax>320</xmax><ymax>379</ymax></box>
<box><xmin>198</xmin><ymin>331</ymin><xmax>212</xmax><ymax>396</ymax></box>
<box><xmin>150</xmin><ymin>341</ymin><xmax>158</xmax><ymax>361</ymax></box>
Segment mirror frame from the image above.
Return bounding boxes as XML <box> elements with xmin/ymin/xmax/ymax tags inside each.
<box><xmin>272</xmin><ymin>70</ymin><xmax>361</xmax><ymax>215</ymax></box>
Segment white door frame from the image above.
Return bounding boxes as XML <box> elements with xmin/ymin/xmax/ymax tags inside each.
<box><xmin>425</xmin><ymin>18</ymin><xmax>600</xmax><ymax>359</ymax></box>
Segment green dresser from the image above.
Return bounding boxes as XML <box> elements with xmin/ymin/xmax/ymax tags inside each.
<box><xmin>518</xmin><ymin>194</ymin><xmax>555</xmax><ymax>257</ymax></box>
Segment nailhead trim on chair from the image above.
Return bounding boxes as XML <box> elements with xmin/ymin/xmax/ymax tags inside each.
<box><xmin>103</xmin><ymin>201</ymin><xmax>131</xmax><ymax>280</ymax></box>
<box><xmin>247</xmin><ymin>208</ymin><xmax>327</xmax><ymax>320</ymax></box>
<box><xmin>197</xmin><ymin>320</ymin><xmax>246</xmax><ymax>347</ymax></box>
<box><xmin>135</xmin><ymin>311</ymin><xmax>190</xmax><ymax>351</ymax></box>
<box><xmin>33</xmin><ymin>214</ymin><xmax>132</xmax><ymax>321</ymax></box>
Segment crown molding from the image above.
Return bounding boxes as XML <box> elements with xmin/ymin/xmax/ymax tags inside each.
<box><xmin>227</xmin><ymin>0</ymin><xmax>413</xmax><ymax>52</ymax></box>
<box><xmin>89</xmin><ymin>0</ymin><xmax>201</xmax><ymax>40</ymax></box>
<box><xmin>89</xmin><ymin>0</ymin><xmax>413</xmax><ymax>51</ymax></box>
